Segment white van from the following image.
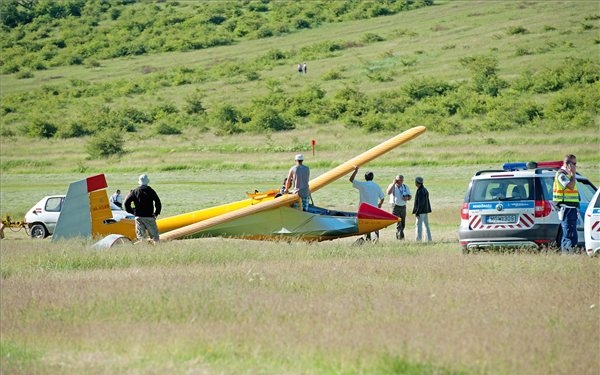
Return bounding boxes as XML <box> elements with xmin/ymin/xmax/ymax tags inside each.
<box><xmin>25</xmin><ymin>195</ymin><xmax>133</xmax><ymax>238</ymax></box>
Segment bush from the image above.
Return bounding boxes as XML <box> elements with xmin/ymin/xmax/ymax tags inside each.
<box><xmin>459</xmin><ymin>55</ymin><xmax>507</xmax><ymax>96</ymax></box>
<box><xmin>24</xmin><ymin>119</ymin><xmax>57</xmax><ymax>138</ymax></box>
<box><xmin>403</xmin><ymin>78</ymin><xmax>454</xmax><ymax>100</ymax></box>
<box><xmin>183</xmin><ymin>92</ymin><xmax>206</xmax><ymax>115</ymax></box>
<box><xmin>57</xmin><ymin>121</ymin><xmax>92</xmax><ymax>138</ymax></box>
<box><xmin>507</xmin><ymin>26</ymin><xmax>528</xmax><ymax>35</ymax></box>
<box><xmin>86</xmin><ymin>128</ymin><xmax>125</xmax><ymax>158</ymax></box>
<box><xmin>154</xmin><ymin>122</ymin><xmax>181</xmax><ymax>135</ymax></box>
<box><xmin>249</xmin><ymin>107</ymin><xmax>295</xmax><ymax>132</ymax></box>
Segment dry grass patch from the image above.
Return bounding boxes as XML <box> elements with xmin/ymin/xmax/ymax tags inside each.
<box><xmin>1</xmin><ymin>238</ymin><xmax>598</xmax><ymax>374</ymax></box>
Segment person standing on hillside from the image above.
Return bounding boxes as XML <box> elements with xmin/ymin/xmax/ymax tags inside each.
<box><xmin>303</xmin><ymin>62</ymin><xmax>307</xmax><ymax>74</ymax></box>
<box><xmin>124</xmin><ymin>174</ymin><xmax>162</xmax><ymax>244</ymax></box>
<box><xmin>387</xmin><ymin>174</ymin><xmax>411</xmax><ymax>240</ymax></box>
<box><xmin>553</xmin><ymin>154</ymin><xmax>580</xmax><ymax>254</ymax></box>
<box><xmin>350</xmin><ymin>166</ymin><xmax>385</xmax><ymax>242</ymax></box>
<box><xmin>412</xmin><ymin>176</ymin><xmax>432</xmax><ymax>242</ymax></box>
<box><xmin>285</xmin><ymin>154</ymin><xmax>311</xmax><ymax>211</ymax></box>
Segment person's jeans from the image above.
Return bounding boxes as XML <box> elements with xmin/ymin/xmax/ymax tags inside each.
<box><xmin>300</xmin><ymin>196</ymin><xmax>310</xmax><ymax>211</ymax></box>
<box><xmin>392</xmin><ymin>205</ymin><xmax>407</xmax><ymax>239</ymax></box>
<box><xmin>415</xmin><ymin>214</ymin><xmax>432</xmax><ymax>242</ymax></box>
<box><xmin>560</xmin><ymin>207</ymin><xmax>578</xmax><ymax>253</ymax></box>
<box><xmin>135</xmin><ymin>216</ymin><xmax>159</xmax><ymax>242</ymax></box>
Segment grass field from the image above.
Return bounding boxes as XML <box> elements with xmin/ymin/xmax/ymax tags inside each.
<box><xmin>1</xmin><ymin>1</ymin><xmax>599</xmax><ymax>374</ymax></box>
<box><xmin>1</xmin><ymin>126</ymin><xmax>599</xmax><ymax>374</ymax></box>
<box><xmin>1</xmin><ymin>237</ymin><xmax>599</xmax><ymax>375</ymax></box>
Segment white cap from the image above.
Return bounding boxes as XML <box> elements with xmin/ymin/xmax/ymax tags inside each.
<box><xmin>138</xmin><ymin>174</ymin><xmax>150</xmax><ymax>185</ymax></box>
<box><xmin>295</xmin><ymin>154</ymin><xmax>304</xmax><ymax>161</ymax></box>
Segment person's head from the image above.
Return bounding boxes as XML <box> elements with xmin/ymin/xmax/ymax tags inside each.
<box><xmin>364</xmin><ymin>171</ymin><xmax>374</xmax><ymax>181</ymax></box>
<box><xmin>415</xmin><ymin>176</ymin><xmax>424</xmax><ymax>186</ymax></box>
<box><xmin>563</xmin><ymin>154</ymin><xmax>576</xmax><ymax>168</ymax></box>
<box><xmin>138</xmin><ymin>174</ymin><xmax>150</xmax><ymax>186</ymax></box>
<box><xmin>395</xmin><ymin>175</ymin><xmax>404</xmax><ymax>185</ymax></box>
<box><xmin>295</xmin><ymin>154</ymin><xmax>304</xmax><ymax>164</ymax></box>
<box><xmin>116</xmin><ymin>189</ymin><xmax>121</xmax><ymax>194</ymax></box>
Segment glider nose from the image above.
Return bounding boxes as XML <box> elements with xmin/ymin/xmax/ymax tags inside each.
<box><xmin>357</xmin><ymin>203</ymin><xmax>399</xmax><ymax>234</ymax></box>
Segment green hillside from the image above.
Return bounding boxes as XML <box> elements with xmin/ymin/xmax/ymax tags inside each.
<box><xmin>1</xmin><ymin>0</ymin><xmax>598</xmax><ymax>151</ymax></box>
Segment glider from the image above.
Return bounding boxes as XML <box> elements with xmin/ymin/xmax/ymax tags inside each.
<box><xmin>52</xmin><ymin>126</ymin><xmax>426</xmax><ymax>244</ymax></box>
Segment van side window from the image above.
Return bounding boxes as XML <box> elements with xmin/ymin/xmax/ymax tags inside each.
<box><xmin>45</xmin><ymin>197</ymin><xmax>63</xmax><ymax>212</ymax></box>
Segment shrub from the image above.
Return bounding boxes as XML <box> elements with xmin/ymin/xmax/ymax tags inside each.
<box><xmin>86</xmin><ymin>128</ymin><xmax>125</xmax><ymax>158</ymax></box>
<box><xmin>322</xmin><ymin>70</ymin><xmax>344</xmax><ymax>80</ymax></box>
<box><xmin>249</xmin><ymin>107</ymin><xmax>295</xmax><ymax>132</ymax></box>
<box><xmin>361</xmin><ymin>33</ymin><xmax>385</xmax><ymax>43</ymax></box>
<box><xmin>154</xmin><ymin>122</ymin><xmax>181</xmax><ymax>135</ymax></box>
<box><xmin>24</xmin><ymin>118</ymin><xmax>57</xmax><ymax>138</ymax></box>
<box><xmin>403</xmin><ymin>78</ymin><xmax>454</xmax><ymax>100</ymax></box>
<box><xmin>183</xmin><ymin>92</ymin><xmax>206</xmax><ymax>115</ymax></box>
<box><xmin>16</xmin><ymin>69</ymin><xmax>34</xmax><ymax>79</ymax></box>
<box><xmin>507</xmin><ymin>26</ymin><xmax>528</xmax><ymax>35</ymax></box>
<box><xmin>57</xmin><ymin>121</ymin><xmax>92</xmax><ymax>138</ymax></box>
<box><xmin>459</xmin><ymin>55</ymin><xmax>506</xmax><ymax>96</ymax></box>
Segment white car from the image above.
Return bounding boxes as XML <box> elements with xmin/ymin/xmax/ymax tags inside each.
<box><xmin>25</xmin><ymin>195</ymin><xmax>133</xmax><ymax>239</ymax></box>
<box><xmin>458</xmin><ymin>161</ymin><xmax>597</xmax><ymax>252</ymax></box>
<box><xmin>584</xmin><ymin>189</ymin><xmax>600</xmax><ymax>257</ymax></box>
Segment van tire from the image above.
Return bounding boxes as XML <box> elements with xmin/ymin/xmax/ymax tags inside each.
<box><xmin>29</xmin><ymin>223</ymin><xmax>48</xmax><ymax>239</ymax></box>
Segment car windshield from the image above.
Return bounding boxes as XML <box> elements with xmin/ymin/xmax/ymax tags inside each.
<box><xmin>471</xmin><ymin>178</ymin><xmax>531</xmax><ymax>201</ymax></box>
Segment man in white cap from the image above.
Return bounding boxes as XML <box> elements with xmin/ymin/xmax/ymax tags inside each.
<box><xmin>124</xmin><ymin>174</ymin><xmax>162</xmax><ymax>244</ymax></box>
<box><xmin>285</xmin><ymin>154</ymin><xmax>310</xmax><ymax>211</ymax></box>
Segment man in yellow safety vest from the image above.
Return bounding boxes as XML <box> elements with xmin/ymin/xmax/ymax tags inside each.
<box><xmin>552</xmin><ymin>154</ymin><xmax>579</xmax><ymax>253</ymax></box>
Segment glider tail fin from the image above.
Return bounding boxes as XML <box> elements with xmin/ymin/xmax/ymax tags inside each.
<box><xmin>53</xmin><ymin>174</ymin><xmax>136</xmax><ymax>241</ymax></box>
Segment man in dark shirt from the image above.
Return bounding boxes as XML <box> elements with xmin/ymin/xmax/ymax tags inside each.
<box><xmin>412</xmin><ymin>176</ymin><xmax>432</xmax><ymax>242</ymax></box>
<box><xmin>124</xmin><ymin>174</ymin><xmax>162</xmax><ymax>244</ymax></box>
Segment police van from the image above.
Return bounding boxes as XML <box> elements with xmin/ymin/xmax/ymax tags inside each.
<box><xmin>458</xmin><ymin>161</ymin><xmax>597</xmax><ymax>252</ymax></box>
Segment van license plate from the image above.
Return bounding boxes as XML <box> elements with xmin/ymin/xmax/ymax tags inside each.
<box><xmin>487</xmin><ymin>215</ymin><xmax>517</xmax><ymax>224</ymax></box>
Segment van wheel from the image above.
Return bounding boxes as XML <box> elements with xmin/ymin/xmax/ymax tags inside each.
<box><xmin>29</xmin><ymin>223</ymin><xmax>48</xmax><ymax>239</ymax></box>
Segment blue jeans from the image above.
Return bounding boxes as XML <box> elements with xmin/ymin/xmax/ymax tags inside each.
<box><xmin>415</xmin><ymin>214</ymin><xmax>432</xmax><ymax>242</ymax></box>
<box><xmin>560</xmin><ymin>207</ymin><xmax>578</xmax><ymax>252</ymax></box>
<box><xmin>300</xmin><ymin>196</ymin><xmax>310</xmax><ymax>211</ymax></box>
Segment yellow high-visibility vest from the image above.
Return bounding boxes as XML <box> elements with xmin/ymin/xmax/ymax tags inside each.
<box><xmin>552</xmin><ymin>169</ymin><xmax>579</xmax><ymax>205</ymax></box>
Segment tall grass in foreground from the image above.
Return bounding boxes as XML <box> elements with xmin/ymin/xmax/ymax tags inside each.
<box><xmin>1</xmin><ymin>238</ymin><xmax>598</xmax><ymax>375</ymax></box>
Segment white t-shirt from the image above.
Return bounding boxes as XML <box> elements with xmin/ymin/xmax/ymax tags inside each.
<box><xmin>389</xmin><ymin>183</ymin><xmax>411</xmax><ymax>206</ymax></box>
<box><xmin>352</xmin><ymin>180</ymin><xmax>385</xmax><ymax>207</ymax></box>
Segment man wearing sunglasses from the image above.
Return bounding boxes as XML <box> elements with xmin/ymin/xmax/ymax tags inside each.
<box><xmin>553</xmin><ymin>154</ymin><xmax>579</xmax><ymax>254</ymax></box>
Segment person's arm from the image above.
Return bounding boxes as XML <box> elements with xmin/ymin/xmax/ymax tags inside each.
<box><xmin>124</xmin><ymin>193</ymin><xmax>134</xmax><ymax>215</ymax></box>
<box><xmin>404</xmin><ymin>185</ymin><xmax>412</xmax><ymax>201</ymax></box>
<box><xmin>349</xmin><ymin>166</ymin><xmax>359</xmax><ymax>182</ymax></box>
<box><xmin>412</xmin><ymin>189</ymin><xmax>420</xmax><ymax>215</ymax></box>
<box><xmin>153</xmin><ymin>191</ymin><xmax>162</xmax><ymax>216</ymax></box>
<box><xmin>566</xmin><ymin>163</ymin><xmax>577</xmax><ymax>190</ymax></box>
<box><xmin>285</xmin><ymin>169</ymin><xmax>294</xmax><ymax>192</ymax></box>
<box><xmin>378</xmin><ymin>198</ymin><xmax>384</xmax><ymax>208</ymax></box>
<box><xmin>386</xmin><ymin>182</ymin><xmax>395</xmax><ymax>195</ymax></box>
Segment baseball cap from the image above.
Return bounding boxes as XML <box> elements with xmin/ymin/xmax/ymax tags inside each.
<box><xmin>295</xmin><ymin>154</ymin><xmax>304</xmax><ymax>161</ymax></box>
<box><xmin>415</xmin><ymin>176</ymin><xmax>423</xmax><ymax>184</ymax></box>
